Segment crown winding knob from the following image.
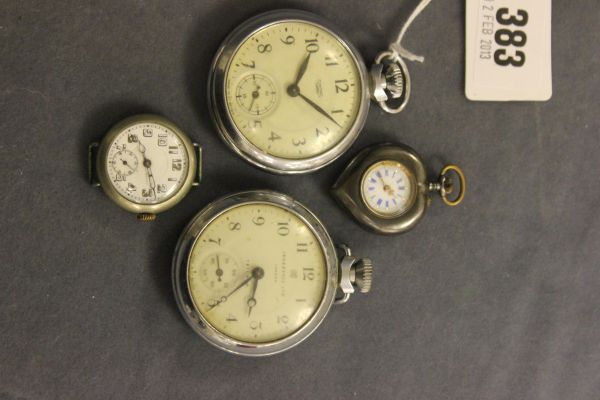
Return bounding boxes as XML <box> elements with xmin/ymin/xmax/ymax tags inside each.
<box><xmin>337</xmin><ymin>245</ymin><xmax>373</xmax><ymax>298</ymax></box>
<box><xmin>384</xmin><ymin>63</ymin><xmax>405</xmax><ymax>99</ymax></box>
<box><xmin>353</xmin><ymin>258</ymin><xmax>373</xmax><ymax>293</ymax></box>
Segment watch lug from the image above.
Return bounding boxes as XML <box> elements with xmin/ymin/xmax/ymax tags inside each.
<box><xmin>193</xmin><ymin>143</ymin><xmax>203</xmax><ymax>186</ymax></box>
<box><xmin>88</xmin><ymin>142</ymin><xmax>100</xmax><ymax>187</ymax></box>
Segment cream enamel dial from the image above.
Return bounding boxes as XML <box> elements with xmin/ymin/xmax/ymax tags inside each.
<box><xmin>221</xmin><ymin>18</ymin><xmax>364</xmax><ymax>161</ymax></box>
<box><xmin>187</xmin><ymin>203</ymin><xmax>327</xmax><ymax>343</ymax></box>
<box><xmin>105</xmin><ymin>123</ymin><xmax>189</xmax><ymax>204</ymax></box>
<box><xmin>361</xmin><ymin>160</ymin><xmax>415</xmax><ymax>217</ymax></box>
<box><xmin>210</xmin><ymin>11</ymin><xmax>371</xmax><ymax>173</ymax></box>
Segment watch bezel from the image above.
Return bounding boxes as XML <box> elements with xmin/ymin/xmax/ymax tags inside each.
<box><xmin>208</xmin><ymin>9</ymin><xmax>370</xmax><ymax>174</ymax></box>
<box><xmin>359</xmin><ymin>160</ymin><xmax>418</xmax><ymax>219</ymax></box>
<box><xmin>172</xmin><ymin>190</ymin><xmax>339</xmax><ymax>356</ymax></box>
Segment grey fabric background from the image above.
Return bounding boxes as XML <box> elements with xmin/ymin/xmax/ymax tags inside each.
<box><xmin>1</xmin><ymin>1</ymin><xmax>599</xmax><ymax>399</ymax></box>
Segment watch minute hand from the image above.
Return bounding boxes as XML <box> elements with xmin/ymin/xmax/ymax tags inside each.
<box><xmin>208</xmin><ymin>273</ymin><xmax>254</xmax><ymax>311</ymax></box>
<box><xmin>297</xmin><ymin>92</ymin><xmax>342</xmax><ymax>128</ymax></box>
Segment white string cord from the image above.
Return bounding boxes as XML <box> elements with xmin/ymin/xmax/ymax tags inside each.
<box><xmin>389</xmin><ymin>0</ymin><xmax>432</xmax><ymax>63</ymax></box>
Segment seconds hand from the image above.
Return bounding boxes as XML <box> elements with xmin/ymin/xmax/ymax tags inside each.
<box><xmin>121</xmin><ymin>159</ymin><xmax>134</xmax><ymax>172</ymax></box>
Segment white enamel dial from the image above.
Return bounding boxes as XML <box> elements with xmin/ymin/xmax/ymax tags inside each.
<box><xmin>105</xmin><ymin>123</ymin><xmax>189</xmax><ymax>204</ymax></box>
<box><xmin>224</xmin><ymin>20</ymin><xmax>362</xmax><ymax>159</ymax></box>
<box><xmin>188</xmin><ymin>203</ymin><xmax>327</xmax><ymax>343</ymax></box>
<box><xmin>361</xmin><ymin>160</ymin><xmax>415</xmax><ymax>217</ymax></box>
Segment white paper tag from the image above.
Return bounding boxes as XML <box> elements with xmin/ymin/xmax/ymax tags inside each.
<box><xmin>465</xmin><ymin>0</ymin><xmax>552</xmax><ymax>101</ymax></box>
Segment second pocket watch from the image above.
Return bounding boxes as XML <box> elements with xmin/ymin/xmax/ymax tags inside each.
<box><xmin>208</xmin><ymin>9</ymin><xmax>418</xmax><ymax>174</ymax></box>
<box><xmin>172</xmin><ymin>190</ymin><xmax>372</xmax><ymax>356</ymax></box>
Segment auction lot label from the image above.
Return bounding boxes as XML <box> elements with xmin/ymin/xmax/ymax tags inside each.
<box><xmin>465</xmin><ymin>0</ymin><xmax>552</xmax><ymax>101</ymax></box>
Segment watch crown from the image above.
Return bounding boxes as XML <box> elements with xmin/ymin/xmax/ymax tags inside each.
<box><xmin>384</xmin><ymin>63</ymin><xmax>405</xmax><ymax>99</ymax></box>
<box><xmin>336</xmin><ymin>246</ymin><xmax>374</xmax><ymax>304</ymax></box>
<box><xmin>353</xmin><ymin>258</ymin><xmax>373</xmax><ymax>293</ymax></box>
<box><xmin>137</xmin><ymin>213</ymin><xmax>156</xmax><ymax>221</ymax></box>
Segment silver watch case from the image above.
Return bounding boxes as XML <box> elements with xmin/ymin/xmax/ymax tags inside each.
<box><xmin>208</xmin><ymin>9</ymin><xmax>370</xmax><ymax>174</ymax></box>
<box><xmin>331</xmin><ymin>143</ymin><xmax>430</xmax><ymax>234</ymax></box>
<box><xmin>172</xmin><ymin>190</ymin><xmax>339</xmax><ymax>356</ymax></box>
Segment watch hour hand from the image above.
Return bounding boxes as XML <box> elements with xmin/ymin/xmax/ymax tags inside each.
<box><xmin>294</xmin><ymin>52</ymin><xmax>311</xmax><ymax>86</ymax></box>
<box><xmin>247</xmin><ymin>278</ymin><xmax>258</xmax><ymax>316</ymax></box>
<box><xmin>247</xmin><ymin>266</ymin><xmax>264</xmax><ymax>316</ymax></box>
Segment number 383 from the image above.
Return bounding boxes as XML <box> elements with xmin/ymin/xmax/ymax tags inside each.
<box><xmin>494</xmin><ymin>8</ymin><xmax>528</xmax><ymax>67</ymax></box>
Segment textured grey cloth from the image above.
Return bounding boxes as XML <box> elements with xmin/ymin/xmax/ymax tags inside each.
<box><xmin>1</xmin><ymin>1</ymin><xmax>599</xmax><ymax>399</ymax></box>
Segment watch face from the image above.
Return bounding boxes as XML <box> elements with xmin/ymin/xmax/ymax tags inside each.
<box><xmin>223</xmin><ymin>19</ymin><xmax>363</xmax><ymax>160</ymax></box>
<box><xmin>105</xmin><ymin>122</ymin><xmax>189</xmax><ymax>204</ymax></box>
<box><xmin>360</xmin><ymin>160</ymin><xmax>416</xmax><ymax>218</ymax></box>
<box><xmin>187</xmin><ymin>203</ymin><xmax>327</xmax><ymax>343</ymax></box>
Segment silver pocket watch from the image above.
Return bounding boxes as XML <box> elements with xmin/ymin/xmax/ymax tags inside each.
<box><xmin>89</xmin><ymin>114</ymin><xmax>202</xmax><ymax>221</ymax></box>
<box><xmin>208</xmin><ymin>4</ymin><xmax>431</xmax><ymax>174</ymax></box>
<box><xmin>332</xmin><ymin>143</ymin><xmax>466</xmax><ymax>234</ymax></box>
<box><xmin>172</xmin><ymin>190</ymin><xmax>372</xmax><ymax>356</ymax></box>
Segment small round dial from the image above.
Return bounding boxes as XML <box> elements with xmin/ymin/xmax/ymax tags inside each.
<box><xmin>188</xmin><ymin>203</ymin><xmax>327</xmax><ymax>343</ymax></box>
<box><xmin>111</xmin><ymin>150</ymin><xmax>138</xmax><ymax>177</ymax></box>
<box><xmin>193</xmin><ymin>252</ymin><xmax>241</xmax><ymax>291</ymax></box>
<box><xmin>224</xmin><ymin>20</ymin><xmax>362</xmax><ymax>159</ymax></box>
<box><xmin>105</xmin><ymin>123</ymin><xmax>189</xmax><ymax>204</ymax></box>
<box><xmin>361</xmin><ymin>160</ymin><xmax>415</xmax><ymax>217</ymax></box>
<box><xmin>235</xmin><ymin>73</ymin><xmax>278</xmax><ymax>115</ymax></box>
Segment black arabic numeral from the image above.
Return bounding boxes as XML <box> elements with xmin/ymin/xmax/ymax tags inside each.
<box><xmin>269</xmin><ymin>131</ymin><xmax>281</xmax><ymax>141</ymax></box>
<box><xmin>292</xmin><ymin>138</ymin><xmax>306</xmax><ymax>146</ymax></box>
<box><xmin>302</xmin><ymin>268</ymin><xmax>315</xmax><ymax>281</ymax></box>
<box><xmin>257</xmin><ymin>44</ymin><xmax>272</xmax><ymax>53</ymax></box>
<box><xmin>228</xmin><ymin>222</ymin><xmax>241</xmax><ymax>231</ymax></box>
<box><xmin>241</xmin><ymin>61</ymin><xmax>256</xmax><ymax>68</ymax></box>
<box><xmin>277</xmin><ymin>222</ymin><xmax>289</xmax><ymax>236</ymax></box>
<box><xmin>316</xmin><ymin>127</ymin><xmax>329</xmax><ymax>137</ymax></box>
<box><xmin>496</xmin><ymin>8</ymin><xmax>528</xmax><ymax>27</ymax></box>
<box><xmin>335</xmin><ymin>79</ymin><xmax>349</xmax><ymax>93</ymax></box>
<box><xmin>495</xmin><ymin>29</ymin><xmax>527</xmax><ymax>47</ymax></box>
<box><xmin>494</xmin><ymin>49</ymin><xmax>525</xmax><ymax>67</ymax></box>
<box><xmin>280</xmin><ymin>35</ymin><xmax>295</xmax><ymax>45</ymax></box>
<box><xmin>305</xmin><ymin>38</ymin><xmax>319</xmax><ymax>53</ymax></box>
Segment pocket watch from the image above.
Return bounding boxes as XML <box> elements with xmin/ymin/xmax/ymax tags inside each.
<box><xmin>88</xmin><ymin>114</ymin><xmax>202</xmax><ymax>221</ymax></box>
<box><xmin>172</xmin><ymin>190</ymin><xmax>372</xmax><ymax>356</ymax></box>
<box><xmin>332</xmin><ymin>143</ymin><xmax>465</xmax><ymax>234</ymax></box>
<box><xmin>208</xmin><ymin>7</ymin><xmax>431</xmax><ymax>174</ymax></box>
